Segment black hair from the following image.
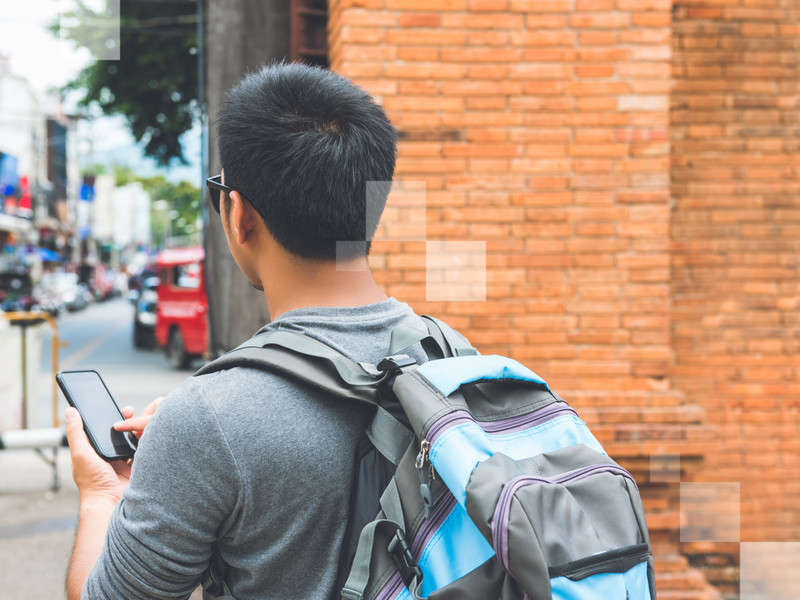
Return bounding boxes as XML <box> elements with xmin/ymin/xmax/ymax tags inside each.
<box><xmin>216</xmin><ymin>63</ymin><xmax>397</xmax><ymax>261</ymax></box>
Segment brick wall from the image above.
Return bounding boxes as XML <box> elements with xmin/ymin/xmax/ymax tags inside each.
<box><xmin>672</xmin><ymin>0</ymin><xmax>800</xmax><ymax>594</ymax></box>
<box><xmin>328</xmin><ymin>0</ymin><xmax>798</xmax><ymax>597</ymax></box>
<box><xmin>330</xmin><ymin>0</ymin><xmax>677</xmax><ymax>387</ymax></box>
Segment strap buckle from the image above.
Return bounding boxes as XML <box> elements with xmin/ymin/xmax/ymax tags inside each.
<box><xmin>378</xmin><ymin>355</ymin><xmax>417</xmax><ymax>375</ymax></box>
<box><xmin>387</xmin><ymin>528</ymin><xmax>422</xmax><ymax>587</ymax></box>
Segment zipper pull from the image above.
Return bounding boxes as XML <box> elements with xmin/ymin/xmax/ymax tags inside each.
<box><xmin>415</xmin><ymin>439</ymin><xmax>430</xmax><ymax>470</ymax></box>
<box><xmin>416</xmin><ymin>440</ymin><xmax>433</xmax><ymax>519</ymax></box>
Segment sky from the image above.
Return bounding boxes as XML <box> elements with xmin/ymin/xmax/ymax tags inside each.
<box><xmin>0</xmin><ymin>0</ymin><xmax>201</xmax><ymax>184</ymax></box>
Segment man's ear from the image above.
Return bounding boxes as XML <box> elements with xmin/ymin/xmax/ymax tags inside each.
<box><xmin>228</xmin><ymin>190</ymin><xmax>256</xmax><ymax>245</ymax></box>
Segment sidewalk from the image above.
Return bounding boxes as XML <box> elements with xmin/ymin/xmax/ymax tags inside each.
<box><xmin>0</xmin><ymin>448</ymin><xmax>77</xmax><ymax>599</ymax></box>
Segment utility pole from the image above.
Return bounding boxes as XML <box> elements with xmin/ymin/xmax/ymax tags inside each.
<box><xmin>204</xmin><ymin>0</ymin><xmax>291</xmax><ymax>355</ymax></box>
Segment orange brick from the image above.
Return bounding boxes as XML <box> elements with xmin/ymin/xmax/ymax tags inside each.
<box><xmin>440</xmin><ymin>12</ymin><xmax>524</xmax><ymax>28</ymax></box>
<box><xmin>466</xmin><ymin>96</ymin><xmax>508</xmax><ymax>109</ymax></box>
<box><xmin>631</xmin><ymin>12</ymin><xmax>670</xmax><ymax>27</ymax></box>
<box><xmin>398</xmin><ymin>80</ymin><xmax>439</xmax><ymax>95</ymax></box>
<box><xmin>337</xmin><ymin>10</ymin><xmax>397</xmax><ymax>27</ymax></box>
<box><xmin>384</xmin><ymin>63</ymin><xmax>467</xmax><ymax>80</ymax></box>
<box><xmin>385</xmin><ymin>0</ymin><xmax>465</xmax><ymax>9</ymax></box>
<box><xmin>577</xmin><ymin>0</ymin><xmax>613</xmax><ymax>9</ymax></box>
<box><xmin>467</xmin><ymin>64</ymin><xmax>512</xmax><ymax>80</ymax></box>
<box><xmin>616</xmin><ymin>0</ymin><xmax>670</xmax><ymax>9</ymax></box>
<box><xmin>468</xmin><ymin>158</ymin><xmax>512</xmax><ymax>171</ymax></box>
<box><xmin>465</xmin><ymin>127</ymin><xmax>509</xmax><ymax>142</ymax></box>
<box><xmin>441</xmin><ymin>47</ymin><xmax>522</xmax><ymax>62</ymax></box>
<box><xmin>397</xmin><ymin>47</ymin><xmax>440</xmax><ymax>61</ymax></box>
<box><xmin>576</xmin><ymin>64</ymin><xmax>616</xmax><ymax>78</ymax></box>
<box><xmin>468</xmin><ymin>30</ymin><xmax>510</xmax><ymax>45</ymax></box>
<box><xmin>395</xmin><ymin>157</ymin><xmax>466</xmax><ymax>173</ymax></box>
<box><xmin>398</xmin><ymin>13</ymin><xmax>440</xmax><ymax>26</ymax></box>
<box><xmin>523</xmin><ymin>14</ymin><xmax>566</xmax><ymax>28</ymax></box>
<box><xmin>509</xmin><ymin>63</ymin><xmax>573</xmax><ymax>79</ymax></box>
<box><xmin>384</xmin><ymin>29</ymin><xmax>467</xmax><ymax>46</ymax></box>
<box><xmin>578</xmin><ymin>30</ymin><xmax>618</xmax><ymax>45</ymax></box>
<box><xmin>397</xmin><ymin>142</ymin><xmax>443</xmax><ymax>157</ymax></box>
<box><xmin>509</xmin><ymin>0</ymin><xmax>570</xmax><ymax>10</ymax></box>
<box><xmin>569</xmin><ymin>12</ymin><xmax>631</xmax><ymax>29</ymax></box>
<box><xmin>338</xmin><ymin>27</ymin><xmax>383</xmax><ymax>44</ymax></box>
<box><xmin>509</xmin><ymin>30</ymin><xmax>576</xmax><ymax>47</ymax></box>
<box><xmin>576</xmin><ymin>96</ymin><xmax>617</xmax><ymax>111</ymax></box>
<box><xmin>443</xmin><ymin>142</ymin><xmax>522</xmax><ymax>157</ymax></box>
<box><xmin>391</xmin><ymin>112</ymin><xmax>442</xmax><ymax>129</ymax></box>
<box><xmin>468</xmin><ymin>0</ymin><xmax>508</xmax><ymax>9</ymax></box>
<box><xmin>339</xmin><ymin>45</ymin><xmax>397</xmax><ymax>61</ymax></box>
<box><xmin>384</xmin><ymin>95</ymin><xmax>464</xmax><ymax>112</ymax></box>
<box><xmin>441</xmin><ymin>80</ymin><xmax>522</xmax><ymax>95</ymax></box>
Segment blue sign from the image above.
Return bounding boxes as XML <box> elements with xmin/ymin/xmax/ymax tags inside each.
<box><xmin>0</xmin><ymin>153</ymin><xmax>19</xmax><ymax>190</ymax></box>
<box><xmin>79</xmin><ymin>183</ymin><xmax>95</xmax><ymax>202</ymax></box>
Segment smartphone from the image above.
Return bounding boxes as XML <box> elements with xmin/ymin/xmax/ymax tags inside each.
<box><xmin>56</xmin><ymin>370</ymin><xmax>137</xmax><ymax>461</ymax></box>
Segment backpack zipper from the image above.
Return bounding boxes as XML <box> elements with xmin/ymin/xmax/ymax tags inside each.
<box><xmin>424</xmin><ymin>402</ymin><xmax>579</xmax><ymax>445</ymax></box>
<box><xmin>414</xmin><ymin>403</ymin><xmax>580</xmax><ymax>516</ymax></box>
<box><xmin>492</xmin><ymin>464</ymin><xmax>637</xmax><ymax>574</ymax></box>
<box><xmin>415</xmin><ymin>440</ymin><xmax>435</xmax><ymax>518</ymax></box>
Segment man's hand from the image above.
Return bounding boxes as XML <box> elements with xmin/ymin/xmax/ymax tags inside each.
<box><xmin>65</xmin><ymin>407</ymin><xmax>131</xmax><ymax>503</ymax></box>
<box><xmin>65</xmin><ymin>406</ymin><xmax>134</xmax><ymax>599</ymax></box>
<box><xmin>114</xmin><ymin>396</ymin><xmax>163</xmax><ymax>440</ymax></box>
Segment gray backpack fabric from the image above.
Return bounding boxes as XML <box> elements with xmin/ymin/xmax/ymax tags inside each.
<box><xmin>195</xmin><ymin>317</ymin><xmax>656</xmax><ymax>600</ymax></box>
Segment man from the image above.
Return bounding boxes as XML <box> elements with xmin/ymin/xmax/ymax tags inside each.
<box><xmin>66</xmin><ymin>63</ymin><xmax>432</xmax><ymax>599</ymax></box>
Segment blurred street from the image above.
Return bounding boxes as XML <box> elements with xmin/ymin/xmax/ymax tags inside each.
<box><xmin>0</xmin><ymin>298</ymin><xmax>195</xmax><ymax>599</ymax></box>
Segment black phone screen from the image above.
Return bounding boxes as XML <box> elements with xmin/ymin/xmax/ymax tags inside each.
<box><xmin>58</xmin><ymin>371</ymin><xmax>136</xmax><ymax>460</ymax></box>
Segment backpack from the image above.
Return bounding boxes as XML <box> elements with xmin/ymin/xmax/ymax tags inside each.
<box><xmin>195</xmin><ymin>316</ymin><xmax>657</xmax><ymax>600</ymax></box>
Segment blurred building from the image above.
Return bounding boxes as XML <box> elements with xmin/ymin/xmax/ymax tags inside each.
<box><xmin>0</xmin><ymin>56</ymin><xmax>79</xmax><ymax>274</ymax></box>
<box><xmin>111</xmin><ymin>181</ymin><xmax>151</xmax><ymax>251</ymax></box>
<box><xmin>318</xmin><ymin>0</ymin><xmax>799</xmax><ymax>597</ymax></box>
<box><xmin>0</xmin><ymin>56</ymin><xmax>42</xmax><ymax>271</ymax></box>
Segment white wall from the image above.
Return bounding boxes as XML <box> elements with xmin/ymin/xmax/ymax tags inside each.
<box><xmin>112</xmin><ymin>182</ymin><xmax>151</xmax><ymax>247</ymax></box>
<box><xmin>0</xmin><ymin>64</ymin><xmax>47</xmax><ymax>189</ymax></box>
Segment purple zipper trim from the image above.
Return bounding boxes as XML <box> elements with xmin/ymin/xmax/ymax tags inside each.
<box><xmin>410</xmin><ymin>491</ymin><xmax>458</xmax><ymax>558</ymax></box>
<box><xmin>425</xmin><ymin>402</ymin><xmax>579</xmax><ymax>445</ymax></box>
<box><xmin>373</xmin><ymin>492</ymin><xmax>458</xmax><ymax>600</ymax></box>
<box><xmin>374</xmin><ymin>572</ymin><xmax>403</xmax><ymax>600</ymax></box>
<box><xmin>492</xmin><ymin>464</ymin><xmax>637</xmax><ymax>574</ymax></box>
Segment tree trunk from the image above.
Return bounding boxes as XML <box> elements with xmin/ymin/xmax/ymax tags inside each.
<box><xmin>204</xmin><ymin>0</ymin><xmax>290</xmax><ymax>354</ymax></box>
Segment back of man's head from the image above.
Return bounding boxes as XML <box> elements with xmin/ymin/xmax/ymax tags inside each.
<box><xmin>217</xmin><ymin>63</ymin><xmax>397</xmax><ymax>261</ymax></box>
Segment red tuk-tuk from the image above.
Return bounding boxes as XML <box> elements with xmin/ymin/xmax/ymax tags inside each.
<box><xmin>155</xmin><ymin>247</ymin><xmax>208</xmax><ymax>368</ymax></box>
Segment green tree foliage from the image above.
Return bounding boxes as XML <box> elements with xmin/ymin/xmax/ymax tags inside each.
<box><xmin>95</xmin><ymin>164</ymin><xmax>200</xmax><ymax>243</ymax></box>
<box><xmin>59</xmin><ymin>0</ymin><xmax>199</xmax><ymax>165</ymax></box>
<box><xmin>142</xmin><ymin>175</ymin><xmax>202</xmax><ymax>243</ymax></box>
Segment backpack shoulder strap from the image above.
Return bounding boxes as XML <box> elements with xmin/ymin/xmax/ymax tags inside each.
<box><xmin>195</xmin><ymin>329</ymin><xmax>382</xmax><ymax>406</ymax></box>
<box><xmin>388</xmin><ymin>315</ymin><xmax>478</xmax><ymax>359</ymax></box>
<box><xmin>422</xmin><ymin>315</ymin><xmax>478</xmax><ymax>357</ymax></box>
<box><xmin>195</xmin><ymin>329</ymin><xmax>414</xmax><ymax>466</ymax></box>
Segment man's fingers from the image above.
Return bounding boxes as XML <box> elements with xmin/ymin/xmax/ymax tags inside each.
<box><xmin>120</xmin><ymin>406</ymin><xmax>135</xmax><ymax>419</ymax></box>
<box><xmin>113</xmin><ymin>416</ymin><xmax>149</xmax><ymax>432</ymax></box>
<box><xmin>143</xmin><ymin>397</ymin><xmax>164</xmax><ymax>417</ymax></box>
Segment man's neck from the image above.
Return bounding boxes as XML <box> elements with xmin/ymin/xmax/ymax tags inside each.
<box><xmin>261</xmin><ymin>254</ymin><xmax>389</xmax><ymax>320</ymax></box>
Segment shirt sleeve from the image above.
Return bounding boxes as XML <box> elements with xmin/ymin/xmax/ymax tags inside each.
<box><xmin>82</xmin><ymin>377</ymin><xmax>243</xmax><ymax>600</ymax></box>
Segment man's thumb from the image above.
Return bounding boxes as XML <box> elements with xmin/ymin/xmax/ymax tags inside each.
<box><xmin>65</xmin><ymin>408</ymin><xmax>87</xmax><ymax>446</ymax></box>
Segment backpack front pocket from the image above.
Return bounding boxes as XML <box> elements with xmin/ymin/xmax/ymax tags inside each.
<box><xmin>466</xmin><ymin>446</ymin><xmax>653</xmax><ymax>600</ymax></box>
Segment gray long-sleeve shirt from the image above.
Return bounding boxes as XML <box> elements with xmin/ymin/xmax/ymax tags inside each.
<box><xmin>83</xmin><ymin>299</ymin><xmax>429</xmax><ymax>600</ymax></box>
